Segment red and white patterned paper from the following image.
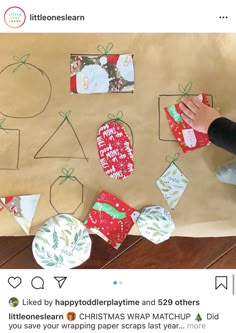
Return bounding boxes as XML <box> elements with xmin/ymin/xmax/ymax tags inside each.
<box><xmin>84</xmin><ymin>190</ymin><xmax>139</xmax><ymax>249</ymax></box>
<box><xmin>0</xmin><ymin>194</ymin><xmax>40</xmax><ymax>235</ymax></box>
<box><xmin>97</xmin><ymin>121</ymin><xmax>134</xmax><ymax>179</ymax></box>
<box><xmin>164</xmin><ymin>93</ymin><xmax>211</xmax><ymax>153</ymax></box>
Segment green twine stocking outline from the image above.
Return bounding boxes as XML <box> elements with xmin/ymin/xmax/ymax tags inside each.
<box><xmin>96</xmin><ymin>42</ymin><xmax>114</xmax><ymax>55</ymax></box>
<box><xmin>177</xmin><ymin>81</ymin><xmax>192</xmax><ymax>101</ymax></box>
<box><xmin>59</xmin><ymin>168</ymin><xmax>76</xmax><ymax>185</ymax></box>
<box><xmin>12</xmin><ymin>54</ymin><xmax>31</xmax><ymax>72</ymax></box>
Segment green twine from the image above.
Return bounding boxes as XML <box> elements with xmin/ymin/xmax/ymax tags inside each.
<box><xmin>177</xmin><ymin>81</ymin><xmax>192</xmax><ymax>101</ymax></box>
<box><xmin>96</xmin><ymin>42</ymin><xmax>113</xmax><ymax>55</ymax></box>
<box><xmin>59</xmin><ymin>110</ymin><xmax>72</xmax><ymax>122</ymax></box>
<box><xmin>12</xmin><ymin>54</ymin><xmax>31</xmax><ymax>72</ymax></box>
<box><xmin>0</xmin><ymin>118</ymin><xmax>7</xmax><ymax>134</ymax></box>
<box><xmin>107</xmin><ymin>111</ymin><xmax>123</xmax><ymax>122</ymax></box>
<box><xmin>59</xmin><ymin>168</ymin><xmax>76</xmax><ymax>185</ymax></box>
<box><xmin>165</xmin><ymin>152</ymin><xmax>180</xmax><ymax>164</ymax></box>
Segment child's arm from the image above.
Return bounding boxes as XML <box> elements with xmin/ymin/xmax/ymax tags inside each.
<box><xmin>208</xmin><ymin>117</ymin><xmax>236</xmax><ymax>154</ymax></box>
<box><xmin>179</xmin><ymin>96</ymin><xmax>236</xmax><ymax>154</ymax></box>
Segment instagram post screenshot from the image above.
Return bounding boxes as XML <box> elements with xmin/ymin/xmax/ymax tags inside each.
<box><xmin>0</xmin><ymin>0</ymin><xmax>235</xmax><ymax>332</ymax></box>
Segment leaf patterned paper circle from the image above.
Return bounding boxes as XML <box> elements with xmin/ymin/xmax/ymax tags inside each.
<box><xmin>136</xmin><ymin>206</ymin><xmax>175</xmax><ymax>244</ymax></box>
<box><xmin>32</xmin><ymin>214</ymin><xmax>91</xmax><ymax>269</ymax></box>
<box><xmin>97</xmin><ymin>121</ymin><xmax>134</xmax><ymax>179</ymax></box>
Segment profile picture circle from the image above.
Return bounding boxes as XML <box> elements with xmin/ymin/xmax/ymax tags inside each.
<box><xmin>9</xmin><ymin>297</ymin><xmax>19</xmax><ymax>307</ymax></box>
<box><xmin>4</xmin><ymin>7</ymin><xmax>26</xmax><ymax>28</ymax></box>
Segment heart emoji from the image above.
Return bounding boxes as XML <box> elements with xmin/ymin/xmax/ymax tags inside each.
<box><xmin>8</xmin><ymin>276</ymin><xmax>22</xmax><ymax>289</ymax></box>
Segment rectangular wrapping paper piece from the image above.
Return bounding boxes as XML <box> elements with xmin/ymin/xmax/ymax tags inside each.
<box><xmin>70</xmin><ymin>54</ymin><xmax>134</xmax><ymax>94</ymax></box>
<box><xmin>85</xmin><ymin>190</ymin><xmax>136</xmax><ymax>249</ymax></box>
<box><xmin>164</xmin><ymin>93</ymin><xmax>210</xmax><ymax>152</ymax></box>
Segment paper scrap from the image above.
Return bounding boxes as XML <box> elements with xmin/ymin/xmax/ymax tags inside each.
<box><xmin>97</xmin><ymin>117</ymin><xmax>134</xmax><ymax>179</ymax></box>
<box><xmin>156</xmin><ymin>162</ymin><xmax>189</xmax><ymax>209</ymax></box>
<box><xmin>70</xmin><ymin>54</ymin><xmax>134</xmax><ymax>94</ymax></box>
<box><xmin>32</xmin><ymin>214</ymin><xmax>91</xmax><ymax>269</ymax></box>
<box><xmin>164</xmin><ymin>93</ymin><xmax>210</xmax><ymax>152</ymax></box>
<box><xmin>84</xmin><ymin>190</ymin><xmax>138</xmax><ymax>249</ymax></box>
<box><xmin>0</xmin><ymin>194</ymin><xmax>40</xmax><ymax>235</ymax></box>
<box><xmin>136</xmin><ymin>206</ymin><xmax>175</xmax><ymax>244</ymax></box>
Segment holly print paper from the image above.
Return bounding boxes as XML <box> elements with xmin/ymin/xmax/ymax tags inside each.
<box><xmin>0</xmin><ymin>194</ymin><xmax>40</xmax><ymax>235</ymax></box>
<box><xmin>84</xmin><ymin>190</ymin><xmax>139</xmax><ymax>249</ymax></box>
<box><xmin>164</xmin><ymin>93</ymin><xmax>210</xmax><ymax>152</ymax></box>
<box><xmin>70</xmin><ymin>54</ymin><xmax>134</xmax><ymax>94</ymax></box>
<box><xmin>156</xmin><ymin>163</ymin><xmax>189</xmax><ymax>209</ymax></box>
<box><xmin>136</xmin><ymin>206</ymin><xmax>175</xmax><ymax>244</ymax></box>
<box><xmin>97</xmin><ymin>120</ymin><xmax>134</xmax><ymax>179</ymax></box>
<box><xmin>32</xmin><ymin>214</ymin><xmax>91</xmax><ymax>269</ymax></box>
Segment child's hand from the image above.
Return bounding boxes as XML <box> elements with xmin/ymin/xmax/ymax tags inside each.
<box><xmin>179</xmin><ymin>96</ymin><xmax>221</xmax><ymax>133</ymax></box>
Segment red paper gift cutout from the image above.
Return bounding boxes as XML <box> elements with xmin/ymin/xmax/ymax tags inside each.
<box><xmin>85</xmin><ymin>190</ymin><xmax>138</xmax><ymax>249</ymax></box>
<box><xmin>164</xmin><ymin>93</ymin><xmax>210</xmax><ymax>153</ymax></box>
<box><xmin>97</xmin><ymin>121</ymin><xmax>134</xmax><ymax>179</ymax></box>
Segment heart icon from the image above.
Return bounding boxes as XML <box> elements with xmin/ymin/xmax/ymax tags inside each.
<box><xmin>8</xmin><ymin>277</ymin><xmax>22</xmax><ymax>289</ymax></box>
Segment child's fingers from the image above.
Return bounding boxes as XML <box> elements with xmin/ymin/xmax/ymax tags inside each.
<box><xmin>181</xmin><ymin>113</ymin><xmax>194</xmax><ymax>127</ymax></box>
<box><xmin>179</xmin><ymin>102</ymin><xmax>196</xmax><ymax>120</ymax></box>
<box><xmin>181</xmin><ymin>96</ymin><xmax>198</xmax><ymax>113</ymax></box>
<box><xmin>192</xmin><ymin>97</ymin><xmax>204</xmax><ymax>108</ymax></box>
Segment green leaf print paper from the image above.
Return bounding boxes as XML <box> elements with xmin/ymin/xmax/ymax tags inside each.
<box><xmin>156</xmin><ymin>163</ymin><xmax>189</xmax><ymax>209</ymax></box>
<box><xmin>32</xmin><ymin>214</ymin><xmax>91</xmax><ymax>269</ymax></box>
<box><xmin>136</xmin><ymin>206</ymin><xmax>175</xmax><ymax>244</ymax></box>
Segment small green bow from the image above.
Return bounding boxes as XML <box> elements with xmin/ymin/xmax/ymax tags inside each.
<box><xmin>96</xmin><ymin>42</ymin><xmax>113</xmax><ymax>55</ymax></box>
<box><xmin>165</xmin><ymin>152</ymin><xmax>180</xmax><ymax>164</ymax></box>
<box><xmin>177</xmin><ymin>81</ymin><xmax>192</xmax><ymax>101</ymax></box>
<box><xmin>59</xmin><ymin>110</ymin><xmax>72</xmax><ymax>122</ymax></box>
<box><xmin>12</xmin><ymin>54</ymin><xmax>31</xmax><ymax>72</ymax></box>
<box><xmin>108</xmin><ymin>111</ymin><xmax>123</xmax><ymax>122</ymax></box>
<box><xmin>59</xmin><ymin>168</ymin><xmax>76</xmax><ymax>185</ymax></box>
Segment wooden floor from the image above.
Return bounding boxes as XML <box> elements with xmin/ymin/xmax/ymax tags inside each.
<box><xmin>0</xmin><ymin>235</ymin><xmax>236</xmax><ymax>269</ymax></box>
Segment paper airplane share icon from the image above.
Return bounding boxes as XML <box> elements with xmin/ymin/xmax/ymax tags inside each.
<box><xmin>54</xmin><ymin>276</ymin><xmax>67</xmax><ymax>288</ymax></box>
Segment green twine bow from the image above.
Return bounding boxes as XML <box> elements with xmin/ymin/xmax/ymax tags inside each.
<box><xmin>107</xmin><ymin>111</ymin><xmax>123</xmax><ymax>122</ymax></box>
<box><xmin>165</xmin><ymin>152</ymin><xmax>180</xmax><ymax>164</ymax></box>
<box><xmin>12</xmin><ymin>54</ymin><xmax>31</xmax><ymax>72</ymax></box>
<box><xmin>59</xmin><ymin>168</ymin><xmax>76</xmax><ymax>185</ymax></box>
<box><xmin>59</xmin><ymin>110</ymin><xmax>72</xmax><ymax>122</ymax></box>
<box><xmin>177</xmin><ymin>81</ymin><xmax>192</xmax><ymax>101</ymax></box>
<box><xmin>0</xmin><ymin>118</ymin><xmax>7</xmax><ymax>134</ymax></box>
<box><xmin>96</xmin><ymin>42</ymin><xmax>113</xmax><ymax>55</ymax></box>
